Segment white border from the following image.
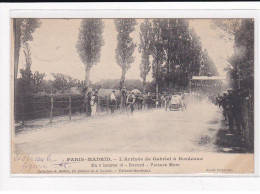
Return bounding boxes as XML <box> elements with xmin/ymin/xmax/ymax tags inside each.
<box><xmin>1</xmin><ymin>2</ymin><xmax>260</xmax><ymax>191</ymax></box>
<box><xmin>9</xmin><ymin>9</ymin><xmax>260</xmax><ymax>19</ymax></box>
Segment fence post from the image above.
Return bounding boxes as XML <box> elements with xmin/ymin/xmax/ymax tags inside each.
<box><xmin>69</xmin><ymin>95</ymin><xmax>72</xmax><ymax>120</ymax></box>
<box><xmin>107</xmin><ymin>96</ymin><xmax>110</xmax><ymax>114</ymax></box>
<box><xmin>50</xmin><ymin>96</ymin><xmax>53</xmax><ymax>123</ymax></box>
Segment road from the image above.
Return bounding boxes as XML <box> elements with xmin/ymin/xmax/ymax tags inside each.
<box><xmin>15</xmin><ymin>100</ymin><xmax>223</xmax><ymax>154</ymax></box>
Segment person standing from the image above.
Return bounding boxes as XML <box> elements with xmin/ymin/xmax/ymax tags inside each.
<box><xmin>147</xmin><ymin>92</ymin><xmax>152</xmax><ymax>109</ymax></box>
<box><xmin>122</xmin><ymin>87</ymin><xmax>127</xmax><ymax>110</ymax></box>
<box><xmin>91</xmin><ymin>89</ymin><xmax>98</xmax><ymax>116</ymax></box>
<box><xmin>232</xmin><ymin>89</ymin><xmax>246</xmax><ymax>134</ymax></box>
<box><xmin>226</xmin><ymin>89</ymin><xmax>234</xmax><ymax>133</ymax></box>
<box><xmin>110</xmin><ymin>90</ymin><xmax>116</xmax><ymax>114</ymax></box>
<box><xmin>127</xmin><ymin>91</ymin><xmax>136</xmax><ymax>114</ymax></box>
<box><xmin>86</xmin><ymin>91</ymin><xmax>92</xmax><ymax>116</ymax></box>
<box><xmin>161</xmin><ymin>93</ymin><xmax>166</xmax><ymax>109</ymax></box>
<box><xmin>221</xmin><ymin>93</ymin><xmax>228</xmax><ymax>121</ymax></box>
<box><xmin>179</xmin><ymin>92</ymin><xmax>184</xmax><ymax>110</ymax></box>
<box><xmin>164</xmin><ymin>92</ymin><xmax>171</xmax><ymax>111</ymax></box>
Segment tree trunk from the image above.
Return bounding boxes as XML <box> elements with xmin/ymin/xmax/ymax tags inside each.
<box><xmin>85</xmin><ymin>66</ymin><xmax>91</xmax><ymax>117</ymax></box>
<box><xmin>155</xmin><ymin>82</ymin><xmax>159</xmax><ymax>108</ymax></box>
<box><xmin>13</xmin><ymin>19</ymin><xmax>21</xmax><ymax>96</ymax></box>
<box><xmin>166</xmin><ymin>47</ymin><xmax>170</xmax><ymax>88</ymax></box>
<box><xmin>120</xmin><ymin>68</ymin><xmax>126</xmax><ymax>110</ymax></box>
<box><xmin>142</xmin><ymin>77</ymin><xmax>146</xmax><ymax>93</ymax></box>
<box><xmin>85</xmin><ymin>66</ymin><xmax>91</xmax><ymax>88</ymax></box>
<box><xmin>13</xmin><ymin>19</ymin><xmax>21</xmax><ymax>122</ymax></box>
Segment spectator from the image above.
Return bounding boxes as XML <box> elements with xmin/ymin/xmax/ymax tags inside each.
<box><xmin>226</xmin><ymin>89</ymin><xmax>234</xmax><ymax>133</ymax></box>
<box><xmin>110</xmin><ymin>90</ymin><xmax>116</xmax><ymax>114</ymax></box>
<box><xmin>86</xmin><ymin>91</ymin><xmax>92</xmax><ymax>116</ymax></box>
<box><xmin>127</xmin><ymin>91</ymin><xmax>136</xmax><ymax>114</ymax></box>
<box><xmin>232</xmin><ymin>89</ymin><xmax>246</xmax><ymax>134</ymax></box>
<box><xmin>91</xmin><ymin>89</ymin><xmax>98</xmax><ymax>116</ymax></box>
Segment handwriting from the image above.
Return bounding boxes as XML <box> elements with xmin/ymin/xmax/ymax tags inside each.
<box><xmin>52</xmin><ymin>160</ymin><xmax>79</xmax><ymax>169</ymax></box>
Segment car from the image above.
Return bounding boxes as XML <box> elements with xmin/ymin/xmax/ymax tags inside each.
<box><xmin>169</xmin><ymin>95</ymin><xmax>183</xmax><ymax>111</ymax></box>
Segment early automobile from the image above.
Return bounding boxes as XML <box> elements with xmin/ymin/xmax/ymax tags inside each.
<box><xmin>169</xmin><ymin>94</ymin><xmax>183</xmax><ymax>111</ymax></box>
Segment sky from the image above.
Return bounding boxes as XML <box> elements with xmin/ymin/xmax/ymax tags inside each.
<box><xmin>18</xmin><ymin>19</ymin><xmax>235</xmax><ymax>83</ymax></box>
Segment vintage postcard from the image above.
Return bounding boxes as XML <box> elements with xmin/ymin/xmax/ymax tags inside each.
<box><xmin>11</xmin><ymin>18</ymin><xmax>254</xmax><ymax>175</ymax></box>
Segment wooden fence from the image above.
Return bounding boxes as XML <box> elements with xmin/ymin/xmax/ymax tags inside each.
<box><xmin>14</xmin><ymin>93</ymin><xmax>123</xmax><ymax>124</ymax></box>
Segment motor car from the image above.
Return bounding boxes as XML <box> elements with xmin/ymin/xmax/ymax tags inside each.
<box><xmin>169</xmin><ymin>95</ymin><xmax>183</xmax><ymax>111</ymax></box>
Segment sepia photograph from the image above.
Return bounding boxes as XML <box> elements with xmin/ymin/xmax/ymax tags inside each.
<box><xmin>11</xmin><ymin>17</ymin><xmax>254</xmax><ymax>174</ymax></box>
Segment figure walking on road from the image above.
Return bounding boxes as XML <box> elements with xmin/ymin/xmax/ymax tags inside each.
<box><xmin>110</xmin><ymin>90</ymin><xmax>117</xmax><ymax>114</ymax></box>
<box><xmin>127</xmin><ymin>91</ymin><xmax>136</xmax><ymax>115</ymax></box>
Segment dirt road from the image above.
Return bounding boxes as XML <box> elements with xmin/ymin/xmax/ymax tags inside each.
<box><xmin>15</xmin><ymin>100</ymin><xmax>223</xmax><ymax>154</ymax></box>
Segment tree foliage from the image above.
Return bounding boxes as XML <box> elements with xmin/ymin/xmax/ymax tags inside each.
<box><xmin>213</xmin><ymin>19</ymin><xmax>254</xmax><ymax>89</ymax></box>
<box><xmin>139</xmin><ymin>19</ymin><xmax>152</xmax><ymax>91</ymax></box>
<box><xmin>51</xmin><ymin>73</ymin><xmax>83</xmax><ymax>93</ymax></box>
<box><xmin>14</xmin><ymin>19</ymin><xmax>41</xmax><ymax>81</ymax></box>
<box><xmin>149</xmin><ymin>19</ymin><xmax>218</xmax><ymax>90</ymax></box>
<box><xmin>76</xmin><ymin>19</ymin><xmax>105</xmax><ymax>86</ymax></box>
<box><xmin>19</xmin><ymin>43</ymin><xmax>33</xmax><ymax>93</ymax></box>
<box><xmin>150</xmin><ymin>19</ymin><xmax>166</xmax><ymax>83</ymax></box>
<box><xmin>19</xmin><ymin>43</ymin><xmax>46</xmax><ymax>93</ymax></box>
<box><xmin>114</xmin><ymin>19</ymin><xmax>137</xmax><ymax>73</ymax></box>
<box><xmin>32</xmin><ymin>71</ymin><xmax>46</xmax><ymax>93</ymax></box>
<box><xmin>114</xmin><ymin>19</ymin><xmax>137</xmax><ymax>109</ymax></box>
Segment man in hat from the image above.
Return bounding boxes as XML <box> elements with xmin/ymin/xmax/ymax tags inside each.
<box><xmin>179</xmin><ymin>92</ymin><xmax>184</xmax><ymax>110</ymax></box>
<box><xmin>221</xmin><ymin>93</ymin><xmax>228</xmax><ymax>121</ymax></box>
<box><xmin>86</xmin><ymin>91</ymin><xmax>92</xmax><ymax>116</ymax></box>
<box><xmin>226</xmin><ymin>89</ymin><xmax>234</xmax><ymax>133</ymax></box>
<box><xmin>164</xmin><ymin>91</ymin><xmax>171</xmax><ymax>111</ymax></box>
<box><xmin>232</xmin><ymin>88</ymin><xmax>246</xmax><ymax>134</ymax></box>
<box><xmin>126</xmin><ymin>91</ymin><xmax>136</xmax><ymax>114</ymax></box>
<box><xmin>91</xmin><ymin>89</ymin><xmax>99</xmax><ymax>116</ymax></box>
<box><xmin>83</xmin><ymin>86</ymin><xmax>92</xmax><ymax>116</ymax></box>
<box><xmin>122</xmin><ymin>87</ymin><xmax>127</xmax><ymax>110</ymax></box>
<box><xmin>110</xmin><ymin>90</ymin><xmax>117</xmax><ymax>114</ymax></box>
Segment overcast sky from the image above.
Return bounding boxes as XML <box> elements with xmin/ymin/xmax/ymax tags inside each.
<box><xmin>18</xmin><ymin>19</ymin><xmax>234</xmax><ymax>83</ymax></box>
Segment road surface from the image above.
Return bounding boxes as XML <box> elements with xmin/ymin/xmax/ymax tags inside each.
<box><xmin>15</xmin><ymin>100</ymin><xmax>223</xmax><ymax>154</ymax></box>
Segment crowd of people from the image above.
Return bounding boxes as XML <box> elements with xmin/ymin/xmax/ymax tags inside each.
<box><xmin>83</xmin><ymin>87</ymin><xmax>191</xmax><ymax>116</ymax></box>
<box><xmin>215</xmin><ymin>88</ymin><xmax>252</xmax><ymax>135</ymax></box>
<box><xmin>82</xmin><ymin>85</ymin><xmax>253</xmax><ymax>137</ymax></box>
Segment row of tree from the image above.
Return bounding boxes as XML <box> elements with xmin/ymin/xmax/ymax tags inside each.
<box><xmin>139</xmin><ymin>19</ymin><xmax>218</xmax><ymax>104</ymax></box>
<box><xmin>76</xmin><ymin>18</ymin><xmax>218</xmax><ymax>108</ymax></box>
<box><xmin>212</xmin><ymin>19</ymin><xmax>254</xmax><ymax>89</ymax></box>
<box><xmin>14</xmin><ymin>19</ymin><xmax>218</xmax><ymax>107</ymax></box>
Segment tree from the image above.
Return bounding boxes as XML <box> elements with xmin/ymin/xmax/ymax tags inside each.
<box><xmin>19</xmin><ymin>43</ymin><xmax>33</xmax><ymax>93</ymax></box>
<box><xmin>138</xmin><ymin>19</ymin><xmax>152</xmax><ymax>93</ymax></box>
<box><xmin>150</xmin><ymin>19</ymin><xmax>166</xmax><ymax>107</ymax></box>
<box><xmin>212</xmin><ymin>19</ymin><xmax>254</xmax><ymax>89</ymax></box>
<box><xmin>167</xmin><ymin>19</ymin><xmax>190</xmax><ymax>89</ymax></box>
<box><xmin>19</xmin><ymin>43</ymin><xmax>46</xmax><ymax>94</ymax></box>
<box><xmin>32</xmin><ymin>71</ymin><xmax>46</xmax><ymax>93</ymax></box>
<box><xmin>51</xmin><ymin>73</ymin><xmax>80</xmax><ymax>93</ymax></box>
<box><xmin>114</xmin><ymin>19</ymin><xmax>137</xmax><ymax>109</ymax></box>
<box><xmin>201</xmin><ymin>49</ymin><xmax>218</xmax><ymax>76</ymax></box>
<box><xmin>76</xmin><ymin>19</ymin><xmax>105</xmax><ymax>88</ymax></box>
<box><xmin>13</xmin><ymin>19</ymin><xmax>41</xmax><ymax>89</ymax></box>
<box><xmin>160</xmin><ymin>19</ymin><xmax>180</xmax><ymax>88</ymax></box>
